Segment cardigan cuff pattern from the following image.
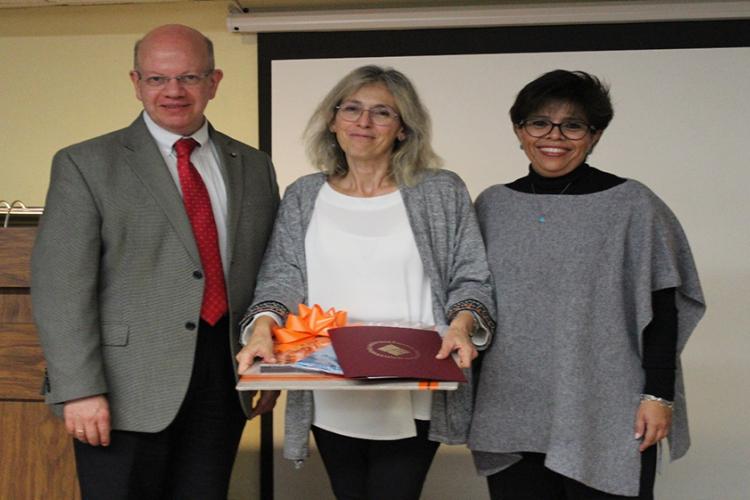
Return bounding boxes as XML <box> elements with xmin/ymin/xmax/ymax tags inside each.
<box><xmin>240</xmin><ymin>300</ymin><xmax>290</xmax><ymax>333</ymax></box>
<box><xmin>447</xmin><ymin>299</ymin><xmax>496</xmax><ymax>333</ymax></box>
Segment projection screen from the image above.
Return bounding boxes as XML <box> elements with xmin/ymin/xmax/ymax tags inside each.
<box><xmin>258</xmin><ymin>20</ymin><xmax>750</xmax><ymax>500</ymax></box>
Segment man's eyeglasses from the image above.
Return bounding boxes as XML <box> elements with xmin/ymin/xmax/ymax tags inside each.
<box><xmin>519</xmin><ymin>118</ymin><xmax>596</xmax><ymax>140</ymax></box>
<box><xmin>136</xmin><ymin>71</ymin><xmax>214</xmax><ymax>88</ymax></box>
<box><xmin>335</xmin><ymin>103</ymin><xmax>400</xmax><ymax>126</ymax></box>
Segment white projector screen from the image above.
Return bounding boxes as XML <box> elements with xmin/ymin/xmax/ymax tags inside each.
<box><xmin>258</xmin><ymin>21</ymin><xmax>750</xmax><ymax>500</ymax></box>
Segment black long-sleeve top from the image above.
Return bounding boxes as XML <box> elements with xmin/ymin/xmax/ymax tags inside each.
<box><xmin>506</xmin><ymin>163</ymin><xmax>677</xmax><ymax>399</ymax></box>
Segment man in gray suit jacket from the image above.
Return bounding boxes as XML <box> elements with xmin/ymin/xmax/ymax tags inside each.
<box><xmin>31</xmin><ymin>24</ymin><xmax>279</xmax><ymax>499</ymax></box>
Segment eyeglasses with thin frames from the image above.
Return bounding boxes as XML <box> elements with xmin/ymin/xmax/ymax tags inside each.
<box><xmin>136</xmin><ymin>71</ymin><xmax>214</xmax><ymax>88</ymax></box>
<box><xmin>335</xmin><ymin>102</ymin><xmax>400</xmax><ymax>126</ymax></box>
<box><xmin>519</xmin><ymin>118</ymin><xmax>596</xmax><ymax>140</ymax></box>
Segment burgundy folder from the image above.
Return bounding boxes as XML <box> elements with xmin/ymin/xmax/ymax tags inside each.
<box><xmin>328</xmin><ymin>326</ymin><xmax>466</xmax><ymax>383</ymax></box>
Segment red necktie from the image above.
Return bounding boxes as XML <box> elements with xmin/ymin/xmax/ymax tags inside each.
<box><xmin>174</xmin><ymin>138</ymin><xmax>227</xmax><ymax>326</ymax></box>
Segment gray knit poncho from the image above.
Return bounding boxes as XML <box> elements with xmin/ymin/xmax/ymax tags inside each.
<box><xmin>469</xmin><ymin>180</ymin><xmax>705</xmax><ymax>496</ymax></box>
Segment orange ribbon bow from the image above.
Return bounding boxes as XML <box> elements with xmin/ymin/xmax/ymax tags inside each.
<box><xmin>272</xmin><ymin>304</ymin><xmax>348</xmax><ymax>344</ymax></box>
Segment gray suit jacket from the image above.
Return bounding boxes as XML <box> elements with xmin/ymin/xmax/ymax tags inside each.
<box><xmin>31</xmin><ymin>115</ymin><xmax>279</xmax><ymax>432</ymax></box>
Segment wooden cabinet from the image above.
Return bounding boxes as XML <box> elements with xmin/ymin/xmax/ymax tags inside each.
<box><xmin>0</xmin><ymin>227</ymin><xmax>80</xmax><ymax>499</ymax></box>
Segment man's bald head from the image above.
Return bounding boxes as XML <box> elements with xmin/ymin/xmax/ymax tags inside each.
<box><xmin>133</xmin><ymin>24</ymin><xmax>215</xmax><ymax>73</ymax></box>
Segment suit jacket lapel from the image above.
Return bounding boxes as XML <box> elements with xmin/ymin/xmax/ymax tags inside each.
<box><xmin>211</xmin><ymin>127</ymin><xmax>245</xmax><ymax>269</ymax></box>
<box><xmin>122</xmin><ymin>116</ymin><xmax>201</xmax><ymax>265</ymax></box>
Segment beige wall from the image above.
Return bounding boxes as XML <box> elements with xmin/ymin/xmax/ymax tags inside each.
<box><xmin>0</xmin><ymin>2</ymin><xmax>259</xmax><ymax>207</ymax></box>
<box><xmin>0</xmin><ymin>4</ymin><xmax>262</xmax><ymax>498</ymax></box>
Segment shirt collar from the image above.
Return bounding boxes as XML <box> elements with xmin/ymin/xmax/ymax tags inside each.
<box><xmin>142</xmin><ymin>111</ymin><xmax>211</xmax><ymax>154</ymax></box>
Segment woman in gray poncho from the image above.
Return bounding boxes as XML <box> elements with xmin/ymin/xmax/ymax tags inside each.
<box><xmin>236</xmin><ymin>65</ymin><xmax>495</xmax><ymax>500</ymax></box>
<box><xmin>469</xmin><ymin>70</ymin><xmax>706</xmax><ymax>499</ymax></box>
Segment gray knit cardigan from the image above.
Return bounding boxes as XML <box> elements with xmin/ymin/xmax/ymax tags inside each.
<box><xmin>242</xmin><ymin>170</ymin><xmax>496</xmax><ymax>463</ymax></box>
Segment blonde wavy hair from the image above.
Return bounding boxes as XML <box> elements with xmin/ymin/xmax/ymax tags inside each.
<box><xmin>304</xmin><ymin>65</ymin><xmax>441</xmax><ymax>186</ymax></box>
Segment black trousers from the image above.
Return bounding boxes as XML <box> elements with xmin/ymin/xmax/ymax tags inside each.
<box><xmin>487</xmin><ymin>446</ymin><xmax>657</xmax><ymax>500</ymax></box>
<box><xmin>312</xmin><ymin>419</ymin><xmax>440</xmax><ymax>500</ymax></box>
<box><xmin>73</xmin><ymin>317</ymin><xmax>247</xmax><ymax>500</ymax></box>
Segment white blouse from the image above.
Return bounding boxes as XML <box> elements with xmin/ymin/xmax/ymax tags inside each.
<box><xmin>307</xmin><ymin>182</ymin><xmax>434</xmax><ymax>440</ymax></box>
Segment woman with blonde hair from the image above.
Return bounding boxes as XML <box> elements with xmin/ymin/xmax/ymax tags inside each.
<box><xmin>237</xmin><ymin>65</ymin><xmax>495</xmax><ymax>500</ymax></box>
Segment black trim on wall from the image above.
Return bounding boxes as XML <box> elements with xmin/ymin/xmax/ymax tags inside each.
<box><xmin>255</xmin><ymin>18</ymin><xmax>750</xmax><ymax>500</ymax></box>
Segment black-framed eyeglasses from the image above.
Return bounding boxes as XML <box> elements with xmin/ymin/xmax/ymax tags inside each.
<box><xmin>136</xmin><ymin>71</ymin><xmax>214</xmax><ymax>88</ymax></box>
<box><xmin>519</xmin><ymin>118</ymin><xmax>596</xmax><ymax>140</ymax></box>
<box><xmin>335</xmin><ymin>102</ymin><xmax>400</xmax><ymax>126</ymax></box>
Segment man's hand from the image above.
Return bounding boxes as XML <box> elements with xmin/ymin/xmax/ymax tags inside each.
<box><xmin>249</xmin><ymin>390</ymin><xmax>281</xmax><ymax>419</ymax></box>
<box><xmin>64</xmin><ymin>394</ymin><xmax>111</xmax><ymax>447</ymax></box>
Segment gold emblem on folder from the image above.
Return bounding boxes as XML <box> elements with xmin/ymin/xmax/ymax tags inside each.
<box><xmin>367</xmin><ymin>340</ymin><xmax>420</xmax><ymax>360</ymax></box>
<box><xmin>379</xmin><ymin>343</ymin><xmax>410</xmax><ymax>356</ymax></box>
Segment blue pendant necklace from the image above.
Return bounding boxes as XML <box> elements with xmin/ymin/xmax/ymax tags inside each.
<box><xmin>531</xmin><ymin>181</ymin><xmax>572</xmax><ymax>223</ymax></box>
